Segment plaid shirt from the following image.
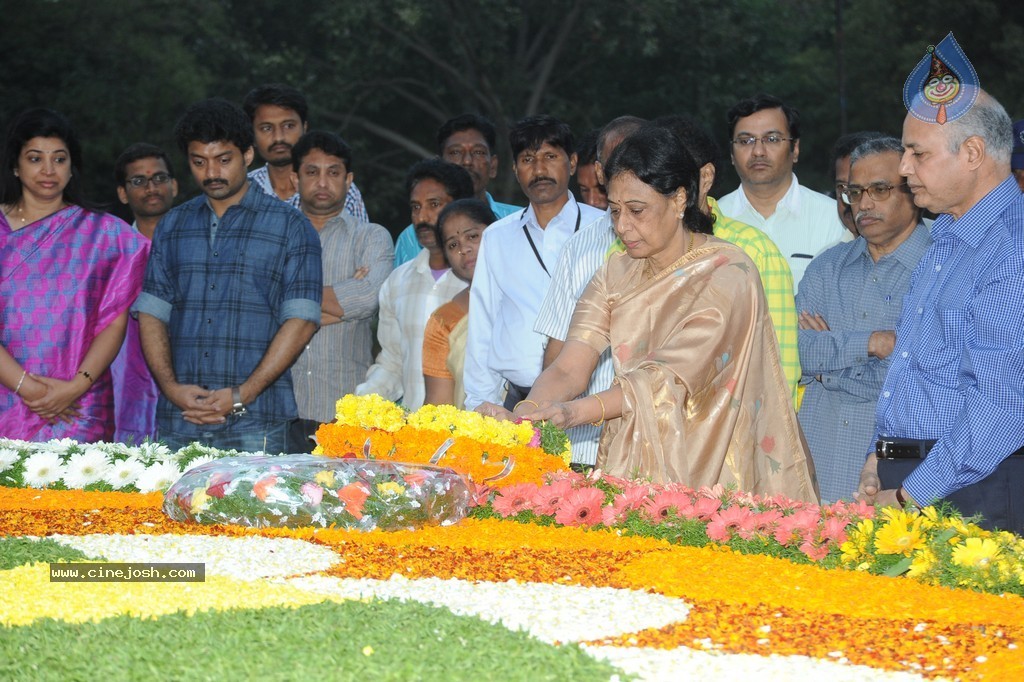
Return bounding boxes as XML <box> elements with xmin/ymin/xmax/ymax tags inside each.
<box><xmin>248</xmin><ymin>165</ymin><xmax>370</xmax><ymax>223</ymax></box>
<box><xmin>133</xmin><ymin>185</ymin><xmax>322</xmax><ymax>436</ymax></box>
<box><xmin>875</xmin><ymin>177</ymin><xmax>1024</xmax><ymax>502</ymax></box>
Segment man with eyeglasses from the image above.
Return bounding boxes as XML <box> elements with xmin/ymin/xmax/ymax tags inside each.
<box><xmin>829</xmin><ymin>131</ymin><xmax>885</xmax><ymax>236</ymax></box>
<box><xmin>114</xmin><ymin>143</ymin><xmax>179</xmax><ymax>240</ymax></box>
<box><xmin>392</xmin><ymin>114</ymin><xmax>521</xmax><ymax>267</ymax></box>
<box><xmin>856</xmin><ymin>89</ymin><xmax>1024</xmax><ymax>533</ymax></box>
<box><xmin>795</xmin><ymin>136</ymin><xmax>930</xmax><ymax>503</ymax></box>
<box><xmin>719</xmin><ymin>94</ymin><xmax>848</xmax><ymax>287</ymax></box>
<box><xmin>107</xmin><ymin>143</ymin><xmax>180</xmax><ymax>442</ymax></box>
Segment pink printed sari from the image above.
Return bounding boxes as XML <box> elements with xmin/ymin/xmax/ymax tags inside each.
<box><xmin>1</xmin><ymin>205</ymin><xmax>148</xmax><ymax>441</ymax></box>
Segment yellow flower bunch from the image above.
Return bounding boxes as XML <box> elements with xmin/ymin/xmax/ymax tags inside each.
<box><xmin>840</xmin><ymin>504</ymin><xmax>1024</xmax><ymax>593</ymax></box>
<box><xmin>407</xmin><ymin>403</ymin><xmax>537</xmax><ymax>449</ymax></box>
<box><xmin>333</xmin><ymin>394</ymin><xmax>407</xmax><ymax>432</ymax></box>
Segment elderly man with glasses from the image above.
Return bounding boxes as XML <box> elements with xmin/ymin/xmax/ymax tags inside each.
<box><xmin>719</xmin><ymin>94</ymin><xmax>850</xmax><ymax>287</ymax></box>
<box><xmin>794</xmin><ymin>135</ymin><xmax>930</xmax><ymax>503</ymax></box>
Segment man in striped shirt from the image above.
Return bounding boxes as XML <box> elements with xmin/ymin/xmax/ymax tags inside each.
<box><xmin>288</xmin><ymin>132</ymin><xmax>394</xmax><ymax>450</ymax></box>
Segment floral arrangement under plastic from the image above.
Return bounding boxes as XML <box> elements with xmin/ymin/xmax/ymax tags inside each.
<box><xmin>164</xmin><ymin>454</ymin><xmax>474</xmax><ymax>531</ymax></box>
<box><xmin>478</xmin><ymin>470</ymin><xmax>1024</xmax><ymax>597</ymax></box>
<box><xmin>313</xmin><ymin>395</ymin><xmax>572</xmax><ymax>487</ymax></box>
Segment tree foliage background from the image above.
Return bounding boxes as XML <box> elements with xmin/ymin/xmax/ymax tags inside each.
<box><xmin>2</xmin><ymin>0</ymin><xmax>1022</xmax><ymax>233</ymax></box>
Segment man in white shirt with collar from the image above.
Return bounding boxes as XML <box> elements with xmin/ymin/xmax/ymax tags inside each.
<box><xmin>355</xmin><ymin>159</ymin><xmax>473</xmax><ymax>410</ymax></box>
<box><xmin>465</xmin><ymin>115</ymin><xmax>604</xmax><ymax>411</ymax></box>
<box><xmin>718</xmin><ymin>93</ymin><xmax>848</xmax><ymax>286</ymax></box>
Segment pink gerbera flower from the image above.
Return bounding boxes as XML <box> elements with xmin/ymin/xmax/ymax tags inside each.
<box><xmin>642</xmin><ymin>491</ymin><xmax>695</xmax><ymax>522</ymax></box>
<box><xmin>706</xmin><ymin>505</ymin><xmax>752</xmax><ymax>542</ymax></box>
<box><xmin>691</xmin><ymin>496</ymin><xmax>723</xmax><ymax>520</ymax></box>
<box><xmin>532</xmin><ymin>479</ymin><xmax>574</xmax><ymax>515</ymax></box>
<box><xmin>554</xmin><ymin>487</ymin><xmax>605</xmax><ymax>527</ymax></box>
<box><xmin>799</xmin><ymin>539</ymin><xmax>830</xmax><ymax>562</ymax></box>
<box><xmin>492</xmin><ymin>483</ymin><xmax>539</xmax><ymax>517</ymax></box>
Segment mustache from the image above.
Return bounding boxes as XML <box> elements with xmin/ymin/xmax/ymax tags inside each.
<box><xmin>202</xmin><ymin>179</ymin><xmax>227</xmax><ymax>188</ymax></box>
<box><xmin>270</xmin><ymin>142</ymin><xmax>292</xmax><ymax>150</ymax></box>
<box><xmin>855</xmin><ymin>210</ymin><xmax>882</xmax><ymax>224</ymax></box>
<box><xmin>415</xmin><ymin>222</ymin><xmax>435</xmax><ymax>232</ymax></box>
<box><xmin>529</xmin><ymin>176</ymin><xmax>556</xmax><ymax>187</ymax></box>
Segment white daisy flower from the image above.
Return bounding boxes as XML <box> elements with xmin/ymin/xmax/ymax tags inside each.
<box><xmin>135</xmin><ymin>461</ymin><xmax>183</xmax><ymax>493</ymax></box>
<box><xmin>21</xmin><ymin>451</ymin><xmax>64</xmax><ymax>488</ymax></box>
<box><xmin>104</xmin><ymin>458</ymin><xmax>147</xmax><ymax>489</ymax></box>
<box><xmin>0</xmin><ymin>447</ymin><xmax>19</xmax><ymax>473</ymax></box>
<box><xmin>181</xmin><ymin>454</ymin><xmax>218</xmax><ymax>473</ymax></box>
<box><xmin>62</xmin><ymin>448</ymin><xmax>111</xmax><ymax>488</ymax></box>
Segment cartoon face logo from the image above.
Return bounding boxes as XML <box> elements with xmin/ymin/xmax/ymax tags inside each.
<box><xmin>924</xmin><ymin>73</ymin><xmax>960</xmax><ymax>105</ymax></box>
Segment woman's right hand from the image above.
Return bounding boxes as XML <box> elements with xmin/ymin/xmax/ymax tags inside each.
<box><xmin>474</xmin><ymin>401</ymin><xmax>515</xmax><ymax>421</ymax></box>
<box><xmin>21</xmin><ymin>374</ymin><xmax>82</xmax><ymax>422</ymax></box>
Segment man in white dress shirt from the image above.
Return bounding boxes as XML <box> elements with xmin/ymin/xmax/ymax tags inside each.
<box><xmin>718</xmin><ymin>93</ymin><xmax>848</xmax><ymax>287</ymax></box>
<box><xmin>355</xmin><ymin>160</ymin><xmax>473</xmax><ymax>409</ymax></box>
<box><xmin>465</xmin><ymin>115</ymin><xmax>605</xmax><ymax>411</ymax></box>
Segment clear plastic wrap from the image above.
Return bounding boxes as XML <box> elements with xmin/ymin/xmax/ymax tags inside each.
<box><xmin>163</xmin><ymin>454</ymin><xmax>473</xmax><ymax>531</ymax></box>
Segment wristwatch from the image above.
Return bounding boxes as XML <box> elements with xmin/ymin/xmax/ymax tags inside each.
<box><xmin>230</xmin><ymin>386</ymin><xmax>246</xmax><ymax>416</ymax></box>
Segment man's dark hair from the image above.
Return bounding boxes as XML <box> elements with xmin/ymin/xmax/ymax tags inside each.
<box><xmin>242</xmin><ymin>83</ymin><xmax>309</xmax><ymax>124</ymax></box>
<box><xmin>291</xmin><ymin>131</ymin><xmax>353</xmax><ymax>173</ymax></box>
<box><xmin>114</xmin><ymin>143</ymin><xmax>175</xmax><ymax>186</ymax></box>
<box><xmin>173</xmin><ymin>98</ymin><xmax>254</xmax><ymax>156</ymax></box>
<box><xmin>436</xmin><ymin>114</ymin><xmax>497</xmax><ymax>154</ymax></box>
<box><xmin>576</xmin><ymin>129</ymin><xmax>600</xmax><ymax>166</ymax></box>
<box><xmin>596</xmin><ymin>116</ymin><xmax>646</xmax><ymax>163</ymax></box>
<box><xmin>651</xmin><ymin>115</ymin><xmax>722</xmax><ymax>177</ymax></box>
<box><xmin>509</xmin><ymin>115</ymin><xmax>574</xmax><ymax>159</ymax></box>
<box><xmin>433</xmin><ymin>198</ymin><xmax>497</xmax><ymax>251</ymax></box>
<box><xmin>0</xmin><ymin>107</ymin><xmax>98</xmax><ymax>210</ymax></box>
<box><xmin>829</xmin><ymin>131</ymin><xmax>886</xmax><ymax>181</ymax></box>
<box><xmin>727</xmin><ymin>93</ymin><xmax>801</xmax><ymax>143</ymax></box>
<box><xmin>405</xmin><ymin>159</ymin><xmax>474</xmax><ymax>200</ymax></box>
<box><xmin>604</xmin><ymin>126</ymin><xmax>715</xmax><ymax>236</ymax></box>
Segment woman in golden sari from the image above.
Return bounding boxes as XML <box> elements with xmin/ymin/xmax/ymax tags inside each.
<box><xmin>502</xmin><ymin>126</ymin><xmax>817</xmax><ymax>501</ymax></box>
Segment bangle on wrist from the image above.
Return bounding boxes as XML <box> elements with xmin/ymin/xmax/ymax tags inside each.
<box><xmin>590</xmin><ymin>393</ymin><xmax>606</xmax><ymax>427</ymax></box>
<box><xmin>895</xmin><ymin>486</ymin><xmax>920</xmax><ymax>509</ymax></box>
<box><xmin>78</xmin><ymin>370</ymin><xmax>94</xmax><ymax>384</ymax></box>
<box><xmin>514</xmin><ymin>399</ymin><xmax>539</xmax><ymax>412</ymax></box>
<box><xmin>14</xmin><ymin>369</ymin><xmax>27</xmax><ymax>395</ymax></box>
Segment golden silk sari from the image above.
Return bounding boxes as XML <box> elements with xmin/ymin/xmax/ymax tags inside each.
<box><xmin>568</xmin><ymin>238</ymin><xmax>818</xmax><ymax>502</ymax></box>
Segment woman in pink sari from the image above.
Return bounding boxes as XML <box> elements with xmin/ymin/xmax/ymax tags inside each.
<box><xmin>0</xmin><ymin>108</ymin><xmax>148</xmax><ymax>441</ymax></box>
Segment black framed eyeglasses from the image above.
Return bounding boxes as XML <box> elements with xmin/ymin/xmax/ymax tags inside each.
<box><xmin>731</xmin><ymin>134</ymin><xmax>793</xmax><ymax>147</ymax></box>
<box><xmin>841</xmin><ymin>182</ymin><xmax>908</xmax><ymax>205</ymax></box>
<box><xmin>126</xmin><ymin>173</ymin><xmax>172</xmax><ymax>188</ymax></box>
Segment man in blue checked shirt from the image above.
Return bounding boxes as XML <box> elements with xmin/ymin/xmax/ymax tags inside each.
<box><xmin>857</xmin><ymin>91</ymin><xmax>1024</xmax><ymax>532</ymax></box>
<box><xmin>133</xmin><ymin>99</ymin><xmax>322</xmax><ymax>453</ymax></box>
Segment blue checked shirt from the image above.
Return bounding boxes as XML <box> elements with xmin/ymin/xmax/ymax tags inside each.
<box><xmin>133</xmin><ymin>185</ymin><xmax>323</xmax><ymax>436</ymax></box>
<box><xmin>874</xmin><ymin>177</ymin><xmax>1024</xmax><ymax>503</ymax></box>
<box><xmin>796</xmin><ymin>223</ymin><xmax>931</xmax><ymax>503</ymax></box>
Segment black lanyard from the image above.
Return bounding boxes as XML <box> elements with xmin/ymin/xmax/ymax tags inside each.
<box><xmin>520</xmin><ymin>204</ymin><xmax>581</xmax><ymax>276</ymax></box>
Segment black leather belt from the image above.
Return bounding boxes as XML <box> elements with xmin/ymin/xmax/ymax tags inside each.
<box><xmin>876</xmin><ymin>438</ymin><xmax>937</xmax><ymax>459</ymax></box>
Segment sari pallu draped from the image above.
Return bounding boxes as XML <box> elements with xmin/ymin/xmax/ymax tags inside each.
<box><xmin>0</xmin><ymin>206</ymin><xmax>149</xmax><ymax>441</ymax></box>
<box><xmin>567</xmin><ymin>239</ymin><xmax>818</xmax><ymax>502</ymax></box>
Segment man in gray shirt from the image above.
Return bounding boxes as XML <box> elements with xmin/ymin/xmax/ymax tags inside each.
<box><xmin>289</xmin><ymin>131</ymin><xmax>393</xmax><ymax>450</ymax></box>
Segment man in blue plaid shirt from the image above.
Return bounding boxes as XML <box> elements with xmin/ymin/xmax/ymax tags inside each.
<box><xmin>134</xmin><ymin>98</ymin><xmax>322</xmax><ymax>453</ymax></box>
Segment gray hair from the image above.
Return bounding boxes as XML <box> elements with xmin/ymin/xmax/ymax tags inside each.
<box><xmin>945</xmin><ymin>90</ymin><xmax>1013</xmax><ymax>165</ymax></box>
<box><xmin>849</xmin><ymin>135</ymin><xmax>904</xmax><ymax>167</ymax></box>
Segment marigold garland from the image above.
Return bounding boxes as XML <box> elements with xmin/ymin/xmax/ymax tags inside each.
<box><xmin>313</xmin><ymin>395</ymin><xmax>570</xmax><ymax>487</ymax></box>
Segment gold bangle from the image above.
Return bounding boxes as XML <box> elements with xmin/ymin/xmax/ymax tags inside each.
<box><xmin>78</xmin><ymin>370</ymin><xmax>94</xmax><ymax>384</ymax></box>
<box><xmin>590</xmin><ymin>393</ymin><xmax>606</xmax><ymax>427</ymax></box>
<box><xmin>14</xmin><ymin>369</ymin><xmax>27</xmax><ymax>395</ymax></box>
<box><xmin>514</xmin><ymin>399</ymin><xmax>540</xmax><ymax>412</ymax></box>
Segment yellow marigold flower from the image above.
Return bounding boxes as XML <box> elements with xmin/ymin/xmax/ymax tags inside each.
<box><xmin>874</xmin><ymin>518</ymin><xmax>926</xmax><ymax>557</ymax></box>
<box><xmin>334</xmin><ymin>394</ymin><xmax>406</xmax><ymax>432</ymax></box>
<box><xmin>951</xmin><ymin>537</ymin><xmax>1002</xmax><ymax>570</ymax></box>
